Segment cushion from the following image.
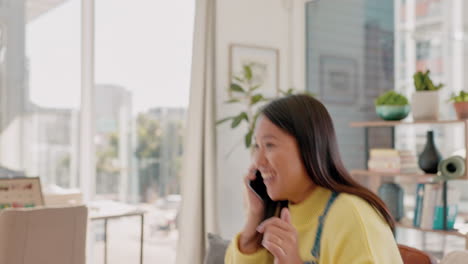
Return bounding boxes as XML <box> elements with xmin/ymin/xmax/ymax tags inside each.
<box><xmin>204</xmin><ymin>233</ymin><xmax>230</xmax><ymax>264</ymax></box>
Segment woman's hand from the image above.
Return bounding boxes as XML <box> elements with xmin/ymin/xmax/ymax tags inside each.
<box><xmin>238</xmin><ymin>166</ymin><xmax>265</xmax><ymax>254</ymax></box>
<box><xmin>257</xmin><ymin>208</ymin><xmax>302</xmax><ymax>264</ymax></box>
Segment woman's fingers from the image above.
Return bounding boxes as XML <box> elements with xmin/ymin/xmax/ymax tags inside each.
<box><xmin>263</xmin><ymin>231</ymin><xmax>283</xmax><ymax>246</ymax></box>
<box><xmin>257</xmin><ymin>217</ymin><xmax>295</xmax><ymax>233</ymax></box>
<box><xmin>257</xmin><ymin>209</ymin><xmax>300</xmax><ymax>264</ymax></box>
<box><xmin>262</xmin><ymin>239</ymin><xmax>286</xmax><ymax>261</ymax></box>
<box><xmin>244</xmin><ymin>165</ymin><xmax>257</xmax><ymax>185</ymax></box>
<box><xmin>247</xmin><ymin>165</ymin><xmax>257</xmax><ymax>180</ymax></box>
<box><xmin>260</xmin><ymin>225</ymin><xmax>294</xmax><ymax>244</ymax></box>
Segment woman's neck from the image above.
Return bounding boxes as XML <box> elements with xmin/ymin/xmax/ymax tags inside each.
<box><xmin>289</xmin><ymin>183</ymin><xmax>317</xmax><ymax>204</ymax></box>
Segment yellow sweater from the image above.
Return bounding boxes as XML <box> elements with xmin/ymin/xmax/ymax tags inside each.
<box><xmin>225</xmin><ymin>186</ymin><xmax>403</xmax><ymax>264</ymax></box>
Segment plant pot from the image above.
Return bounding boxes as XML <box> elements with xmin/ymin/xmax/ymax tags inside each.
<box><xmin>411</xmin><ymin>91</ymin><xmax>439</xmax><ymax>120</ymax></box>
<box><xmin>453</xmin><ymin>102</ymin><xmax>468</xmax><ymax>119</ymax></box>
<box><xmin>376</xmin><ymin>105</ymin><xmax>410</xmax><ymax>121</ymax></box>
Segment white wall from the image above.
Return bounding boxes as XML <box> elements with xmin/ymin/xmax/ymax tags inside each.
<box><xmin>215</xmin><ymin>0</ymin><xmax>300</xmax><ymax>238</ymax></box>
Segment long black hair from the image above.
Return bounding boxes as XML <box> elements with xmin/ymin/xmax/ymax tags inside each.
<box><xmin>259</xmin><ymin>94</ymin><xmax>395</xmax><ymax>230</ymax></box>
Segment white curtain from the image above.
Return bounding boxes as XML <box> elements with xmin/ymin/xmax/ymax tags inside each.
<box><xmin>175</xmin><ymin>0</ymin><xmax>218</xmax><ymax>263</ymax></box>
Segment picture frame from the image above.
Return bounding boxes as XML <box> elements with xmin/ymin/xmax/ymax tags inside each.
<box><xmin>319</xmin><ymin>55</ymin><xmax>358</xmax><ymax>105</ymax></box>
<box><xmin>229</xmin><ymin>44</ymin><xmax>279</xmax><ymax>98</ymax></box>
<box><xmin>0</xmin><ymin>177</ymin><xmax>44</xmax><ymax>209</ymax></box>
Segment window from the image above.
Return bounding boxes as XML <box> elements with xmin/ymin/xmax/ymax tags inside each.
<box><xmin>0</xmin><ymin>0</ymin><xmax>194</xmax><ymax>262</ymax></box>
<box><xmin>27</xmin><ymin>0</ymin><xmax>80</xmax><ymax>188</ymax></box>
<box><xmin>92</xmin><ymin>1</ymin><xmax>194</xmax><ymax>262</ymax></box>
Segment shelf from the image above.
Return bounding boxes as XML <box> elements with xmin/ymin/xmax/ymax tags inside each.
<box><xmin>350</xmin><ymin>170</ymin><xmax>435</xmax><ymax>181</ymax></box>
<box><xmin>396</xmin><ymin>222</ymin><xmax>467</xmax><ymax>238</ymax></box>
<box><xmin>350</xmin><ymin>116</ymin><xmax>468</xmax><ymax>246</ymax></box>
<box><xmin>349</xmin><ymin>120</ymin><xmax>468</xmax><ymax>128</ymax></box>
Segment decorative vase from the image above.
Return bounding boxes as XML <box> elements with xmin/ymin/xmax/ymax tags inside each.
<box><xmin>418</xmin><ymin>131</ymin><xmax>442</xmax><ymax>174</ymax></box>
<box><xmin>378</xmin><ymin>183</ymin><xmax>404</xmax><ymax>221</ymax></box>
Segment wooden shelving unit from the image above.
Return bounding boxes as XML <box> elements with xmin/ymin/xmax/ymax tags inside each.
<box><xmin>349</xmin><ymin>119</ymin><xmax>468</xmax><ymax>180</ymax></box>
<box><xmin>349</xmin><ymin>119</ymin><xmax>468</xmax><ymax>249</ymax></box>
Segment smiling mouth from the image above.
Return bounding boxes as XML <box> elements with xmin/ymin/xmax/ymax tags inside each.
<box><xmin>261</xmin><ymin>172</ymin><xmax>275</xmax><ymax>183</ymax></box>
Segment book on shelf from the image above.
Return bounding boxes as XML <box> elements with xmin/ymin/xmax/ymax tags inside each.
<box><xmin>368</xmin><ymin>148</ymin><xmax>420</xmax><ymax>174</ymax></box>
<box><xmin>419</xmin><ymin>183</ymin><xmax>438</xmax><ymax>229</ymax></box>
<box><xmin>413</xmin><ymin>183</ymin><xmax>425</xmax><ymax>227</ymax></box>
<box><xmin>413</xmin><ymin>183</ymin><xmax>460</xmax><ymax>230</ymax></box>
<box><xmin>370</xmin><ymin>148</ymin><xmax>399</xmax><ymax>157</ymax></box>
<box><xmin>433</xmin><ymin>186</ymin><xmax>460</xmax><ymax>230</ymax></box>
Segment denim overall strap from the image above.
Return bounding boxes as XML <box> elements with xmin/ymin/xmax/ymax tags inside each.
<box><xmin>309</xmin><ymin>192</ymin><xmax>339</xmax><ymax>264</ymax></box>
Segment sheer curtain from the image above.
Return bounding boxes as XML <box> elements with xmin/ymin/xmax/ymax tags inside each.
<box><xmin>175</xmin><ymin>0</ymin><xmax>219</xmax><ymax>263</ymax></box>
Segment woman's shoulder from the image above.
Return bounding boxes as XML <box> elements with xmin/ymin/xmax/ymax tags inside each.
<box><xmin>327</xmin><ymin>192</ymin><xmax>387</xmax><ymax>226</ymax></box>
<box><xmin>334</xmin><ymin>192</ymin><xmax>372</xmax><ymax>209</ymax></box>
<box><xmin>322</xmin><ymin>191</ymin><xmax>395</xmax><ymax>247</ymax></box>
<box><xmin>320</xmin><ymin>192</ymin><xmax>401</xmax><ymax>263</ymax></box>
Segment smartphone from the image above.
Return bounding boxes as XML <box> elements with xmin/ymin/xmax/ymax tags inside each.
<box><xmin>249</xmin><ymin>170</ymin><xmax>287</xmax><ymax>220</ymax></box>
<box><xmin>249</xmin><ymin>170</ymin><xmax>270</xmax><ymax>201</ymax></box>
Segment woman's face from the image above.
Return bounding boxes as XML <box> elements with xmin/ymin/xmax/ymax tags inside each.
<box><xmin>252</xmin><ymin>115</ymin><xmax>313</xmax><ymax>202</ymax></box>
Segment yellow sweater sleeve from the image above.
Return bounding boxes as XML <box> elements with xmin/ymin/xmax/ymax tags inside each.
<box><xmin>319</xmin><ymin>195</ymin><xmax>403</xmax><ymax>264</ymax></box>
<box><xmin>224</xmin><ymin>233</ymin><xmax>273</xmax><ymax>264</ymax></box>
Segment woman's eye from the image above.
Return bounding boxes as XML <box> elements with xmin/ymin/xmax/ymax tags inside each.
<box><xmin>265</xmin><ymin>143</ymin><xmax>275</xmax><ymax>148</ymax></box>
<box><xmin>253</xmin><ymin>143</ymin><xmax>259</xmax><ymax>149</ymax></box>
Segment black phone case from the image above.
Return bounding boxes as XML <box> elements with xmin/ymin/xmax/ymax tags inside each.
<box><xmin>249</xmin><ymin>170</ymin><xmax>269</xmax><ymax>201</ymax></box>
<box><xmin>249</xmin><ymin>170</ymin><xmax>288</xmax><ymax>220</ymax></box>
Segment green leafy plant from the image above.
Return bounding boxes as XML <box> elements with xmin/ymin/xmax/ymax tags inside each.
<box><xmin>448</xmin><ymin>91</ymin><xmax>468</xmax><ymax>103</ymax></box>
<box><xmin>413</xmin><ymin>70</ymin><xmax>444</xmax><ymax>91</ymax></box>
<box><xmin>375</xmin><ymin>91</ymin><xmax>409</xmax><ymax>106</ymax></box>
<box><xmin>217</xmin><ymin>63</ymin><xmax>313</xmax><ymax>148</ymax></box>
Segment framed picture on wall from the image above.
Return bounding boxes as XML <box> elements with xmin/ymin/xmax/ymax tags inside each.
<box><xmin>319</xmin><ymin>55</ymin><xmax>358</xmax><ymax>105</ymax></box>
<box><xmin>0</xmin><ymin>177</ymin><xmax>44</xmax><ymax>209</ymax></box>
<box><xmin>229</xmin><ymin>44</ymin><xmax>279</xmax><ymax>98</ymax></box>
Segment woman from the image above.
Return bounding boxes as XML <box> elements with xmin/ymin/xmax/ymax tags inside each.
<box><xmin>224</xmin><ymin>94</ymin><xmax>403</xmax><ymax>264</ymax></box>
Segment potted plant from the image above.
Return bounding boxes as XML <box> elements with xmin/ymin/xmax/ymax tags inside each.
<box><xmin>412</xmin><ymin>70</ymin><xmax>444</xmax><ymax>120</ymax></box>
<box><xmin>448</xmin><ymin>91</ymin><xmax>468</xmax><ymax>119</ymax></box>
<box><xmin>217</xmin><ymin>63</ymin><xmax>312</xmax><ymax>149</ymax></box>
<box><xmin>375</xmin><ymin>91</ymin><xmax>410</xmax><ymax>121</ymax></box>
